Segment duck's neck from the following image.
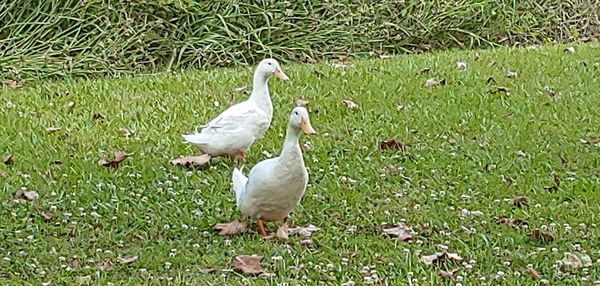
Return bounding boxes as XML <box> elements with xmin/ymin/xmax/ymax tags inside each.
<box><xmin>249</xmin><ymin>71</ymin><xmax>273</xmax><ymax>116</ymax></box>
<box><xmin>279</xmin><ymin>124</ymin><xmax>302</xmax><ymax>162</ymax></box>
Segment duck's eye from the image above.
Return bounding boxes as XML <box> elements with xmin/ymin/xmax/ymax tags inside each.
<box><xmin>267</xmin><ymin>62</ymin><xmax>272</xmax><ymax>66</ymax></box>
<box><xmin>294</xmin><ymin>111</ymin><xmax>298</xmax><ymax>115</ymax></box>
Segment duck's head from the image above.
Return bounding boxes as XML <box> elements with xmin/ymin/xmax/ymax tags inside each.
<box><xmin>257</xmin><ymin>58</ymin><xmax>289</xmax><ymax>80</ymax></box>
<box><xmin>289</xmin><ymin>107</ymin><xmax>316</xmax><ymax>135</ymax></box>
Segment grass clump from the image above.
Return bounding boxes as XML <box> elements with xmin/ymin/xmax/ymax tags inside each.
<box><xmin>1</xmin><ymin>43</ymin><xmax>599</xmax><ymax>284</ymax></box>
<box><xmin>1</xmin><ymin>0</ymin><xmax>599</xmax><ymax>81</ymax></box>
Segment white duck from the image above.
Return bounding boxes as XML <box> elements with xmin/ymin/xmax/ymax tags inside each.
<box><xmin>232</xmin><ymin>106</ymin><xmax>316</xmax><ymax>237</ymax></box>
<box><xmin>182</xmin><ymin>58</ymin><xmax>289</xmax><ymax>163</ymax></box>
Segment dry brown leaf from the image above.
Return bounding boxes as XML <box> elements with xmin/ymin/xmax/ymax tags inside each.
<box><xmin>232</xmin><ymin>255</ymin><xmax>265</xmax><ymax>275</ymax></box>
<box><xmin>438</xmin><ymin>268</ymin><xmax>460</xmax><ymax>279</ymax></box>
<box><xmin>382</xmin><ymin>223</ymin><xmax>414</xmax><ymax>241</ymax></box>
<box><xmin>92</xmin><ymin>113</ymin><xmax>105</xmax><ymax>123</ymax></box>
<box><xmin>276</xmin><ymin>223</ymin><xmax>289</xmax><ymax>240</ymax></box>
<box><xmin>213</xmin><ymin>220</ymin><xmax>248</xmax><ymax>236</ymax></box>
<box><xmin>425</xmin><ymin>78</ymin><xmax>446</xmax><ymax>87</ymax></box>
<box><xmin>232</xmin><ymin>86</ymin><xmax>249</xmax><ymax>94</ymax></box>
<box><xmin>118</xmin><ymin>256</ymin><xmax>138</xmax><ymax>265</ymax></box>
<box><xmin>378</xmin><ymin>139</ymin><xmax>410</xmax><ymax>151</ymax></box>
<box><xmin>3</xmin><ymin>153</ymin><xmax>13</xmax><ymax>165</ymax></box>
<box><xmin>456</xmin><ymin>61</ymin><xmax>468</xmax><ymax>70</ymax></box>
<box><xmin>299</xmin><ymin>239</ymin><xmax>313</xmax><ymax>246</ymax></box>
<box><xmin>489</xmin><ymin>86</ymin><xmax>510</xmax><ymax>95</ymax></box>
<box><xmin>41</xmin><ymin>211</ymin><xmax>54</xmax><ymax>222</ymax></box>
<box><xmin>97</xmin><ymin>259</ymin><xmax>113</xmax><ymax>271</ymax></box>
<box><xmin>119</xmin><ymin>128</ymin><xmax>134</xmax><ymax>138</ymax></box>
<box><xmin>199</xmin><ymin>268</ymin><xmax>215</xmax><ymax>274</ymax></box>
<box><xmin>289</xmin><ymin>224</ymin><xmax>320</xmax><ymax>237</ymax></box>
<box><xmin>342</xmin><ymin>99</ymin><xmax>358</xmax><ymax>109</ymax></box>
<box><xmin>2</xmin><ymin>79</ymin><xmax>19</xmax><ymax>89</ymax></box>
<box><xmin>46</xmin><ymin>127</ymin><xmax>62</xmax><ymax>134</ymax></box>
<box><xmin>531</xmin><ymin>229</ymin><xmax>555</xmax><ymax>242</ymax></box>
<box><xmin>15</xmin><ymin>189</ymin><xmax>39</xmax><ymax>201</ymax></box>
<box><xmin>99</xmin><ymin>151</ymin><xmax>129</xmax><ymax>169</ymax></box>
<box><xmin>421</xmin><ymin>252</ymin><xmax>463</xmax><ymax>265</ymax></box>
<box><xmin>418</xmin><ymin>67</ymin><xmax>431</xmax><ymax>74</ymax></box>
<box><xmin>564</xmin><ymin>47</ymin><xmax>576</xmax><ymax>53</ymax></box>
<box><xmin>512</xmin><ymin>195</ymin><xmax>529</xmax><ymax>207</ymax></box>
<box><xmin>486</xmin><ymin>76</ymin><xmax>496</xmax><ymax>85</ymax></box>
<box><xmin>527</xmin><ymin>267</ymin><xmax>541</xmax><ymax>279</ymax></box>
<box><xmin>295</xmin><ymin>99</ymin><xmax>309</xmax><ymax>107</ymax></box>
<box><xmin>504</xmin><ymin>177</ymin><xmax>514</xmax><ymax>187</ymax></box>
<box><xmin>562</xmin><ymin>252</ymin><xmax>582</xmax><ymax>270</ymax></box>
<box><xmin>170</xmin><ymin>154</ymin><xmax>211</xmax><ymax>167</ymax></box>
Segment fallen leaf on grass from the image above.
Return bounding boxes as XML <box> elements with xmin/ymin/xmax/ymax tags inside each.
<box><xmin>425</xmin><ymin>78</ymin><xmax>446</xmax><ymax>87</ymax></box>
<box><xmin>118</xmin><ymin>256</ymin><xmax>138</xmax><ymax>265</ymax></box>
<box><xmin>527</xmin><ymin>267</ymin><xmax>541</xmax><ymax>279</ymax></box>
<box><xmin>564</xmin><ymin>47</ymin><xmax>576</xmax><ymax>53</ymax></box>
<box><xmin>276</xmin><ymin>223</ymin><xmax>289</xmax><ymax>240</ymax></box>
<box><xmin>486</xmin><ymin>76</ymin><xmax>496</xmax><ymax>84</ymax></box>
<box><xmin>421</xmin><ymin>252</ymin><xmax>463</xmax><ymax>265</ymax></box>
<box><xmin>488</xmin><ymin>86</ymin><xmax>510</xmax><ymax>95</ymax></box>
<box><xmin>232</xmin><ymin>255</ymin><xmax>265</xmax><ymax>275</ymax></box>
<box><xmin>199</xmin><ymin>268</ymin><xmax>215</xmax><ymax>274</ymax></box>
<box><xmin>299</xmin><ymin>239</ymin><xmax>313</xmax><ymax>246</ymax></box>
<box><xmin>530</xmin><ymin>229</ymin><xmax>555</xmax><ymax>242</ymax></box>
<box><xmin>41</xmin><ymin>211</ymin><xmax>54</xmax><ymax>221</ymax></box>
<box><xmin>2</xmin><ymin>79</ymin><xmax>19</xmax><ymax>89</ymax></box>
<box><xmin>438</xmin><ymin>268</ymin><xmax>460</xmax><ymax>279</ymax></box>
<box><xmin>213</xmin><ymin>220</ymin><xmax>248</xmax><ymax>236</ymax></box>
<box><xmin>378</xmin><ymin>139</ymin><xmax>410</xmax><ymax>151</ymax></box>
<box><xmin>3</xmin><ymin>153</ymin><xmax>13</xmax><ymax>165</ymax></box>
<box><xmin>494</xmin><ymin>215</ymin><xmax>528</xmax><ymax>227</ymax></box>
<box><xmin>506</xmin><ymin>71</ymin><xmax>517</xmax><ymax>78</ymax></box>
<box><xmin>562</xmin><ymin>252</ymin><xmax>582</xmax><ymax>270</ymax></box>
<box><xmin>233</xmin><ymin>86</ymin><xmax>249</xmax><ymax>94</ymax></box>
<box><xmin>92</xmin><ymin>113</ymin><xmax>105</xmax><ymax>123</ymax></box>
<box><xmin>0</xmin><ymin>172</ymin><xmax>7</xmax><ymax>178</ymax></box>
<box><xmin>418</xmin><ymin>67</ymin><xmax>431</xmax><ymax>74</ymax></box>
<box><xmin>504</xmin><ymin>177</ymin><xmax>514</xmax><ymax>187</ymax></box>
<box><xmin>512</xmin><ymin>195</ymin><xmax>529</xmax><ymax>207</ymax></box>
<box><xmin>46</xmin><ymin>127</ymin><xmax>62</xmax><ymax>134</ymax></box>
<box><xmin>97</xmin><ymin>259</ymin><xmax>113</xmax><ymax>271</ymax></box>
<box><xmin>295</xmin><ymin>99</ymin><xmax>309</xmax><ymax>107</ymax></box>
<box><xmin>170</xmin><ymin>154</ymin><xmax>211</xmax><ymax>167</ymax></box>
<box><xmin>456</xmin><ymin>61</ymin><xmax>467</xmax><ymax>70</ymax></box>
<box><xmin>382</xmin><ymin>223</ymin><xmax>414</xmax><ymax>241</ymax></box>
<box><xmin>342</xmin><ymin>99</ymin><xmax>358</xmax><ymax>109</ymax></box>
<box><xmin>289</xmin><ymin>224</ymin><xmax>320</xmax><ymax>237</ymax></box>
<box><xmin>15</xmin><ymin>189</ymin><xmax>39</xmax><ymax>201</ymax></box>
<box><xmin>99</xmin><ymin>151</ymin><xmax>129</xmax><ymax>169</ymax></box>
<box><xmin>119</xmin><ymin>128</ymin><xmax>135</xmax><ymax>138</ymax></box>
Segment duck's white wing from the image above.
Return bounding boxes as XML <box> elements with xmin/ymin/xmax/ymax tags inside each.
<box><xmin>200</xmin><ymin>101</ymin><xmax>270</xmax><ymax>135</ymax></box>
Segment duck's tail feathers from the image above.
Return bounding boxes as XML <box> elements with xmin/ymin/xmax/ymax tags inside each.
<box><xmin>232</xmin><ymin>167</ymin><xmax>248</xmax><ymax>207</ymax></box>
<box><xmin>182</xmin><ymin>133</ymin><xmax>205</xmax><ymax>145</ymax></box>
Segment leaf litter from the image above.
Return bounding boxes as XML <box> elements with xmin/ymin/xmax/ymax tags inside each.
<box><xmin>170</xmin><ymin>154</ymin><xmax>211</xmax><ymax>167</ymax></box>
<box><xmin>378</xmin><ymin>139</ymin><xmax>410</xmax><ymax>151</ymax></box>
<box><xmin>3</xmin><ymin>153</ymin><xmax>13</xmax><ymax>165</ymax></box>
<box><xmin>213</xmin><ymin>220</ymin><xmax>248</xmax><ymax>236</ymax></box>
<box><xmin>421</xmin><ymin>252</ymin><xmax>463</xmax><ymax>266</ymax></box>
<box><xmin>288</xmin><ymin>224</ymin><xmax>320</xmax><ymax>237</ymax></box>
<box><xmin>342</xmin><ymin>99</ymin><xmax>358</xmax><ymax>109</ymax></box>
<box><xmin>382</xmin><ymin>223</ymin><xmax>414</xmax><ymax>241</ymax></box>
<box><xmin>99</xmin><ymin>151</ymin><xmax>130</xmax><ymax>169</ymax></box>
<box><xmin>232</xmin><ymin>255</ymin><xmax>265</xmax><ymax>275</ymax></box>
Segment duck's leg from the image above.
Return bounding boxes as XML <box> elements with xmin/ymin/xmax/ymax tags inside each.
<box><xmin>257</xmin><ymin>218</ymin><xmax>268</xmax><ymax>238</ymax></box>
<box><xmin>237</xmin><ymin>151</ymin><xmax>245</xmax><ymax>165</ymax></box>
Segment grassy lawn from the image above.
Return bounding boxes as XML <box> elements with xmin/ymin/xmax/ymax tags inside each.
<box><xmin>1</xmin><ymin>44</ymin><xmax>600</xmax><ymax>285</ymax></box>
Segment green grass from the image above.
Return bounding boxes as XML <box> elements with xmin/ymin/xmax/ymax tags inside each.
<box><xmin>1</xmin><ymin>43</ymin><xmax>600</xmax><ymax>285</ymax></box>
<box><xmin>2</xmin><ymin>0</ymin><xmax>599</xmax><ymax>81</ymax></box>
